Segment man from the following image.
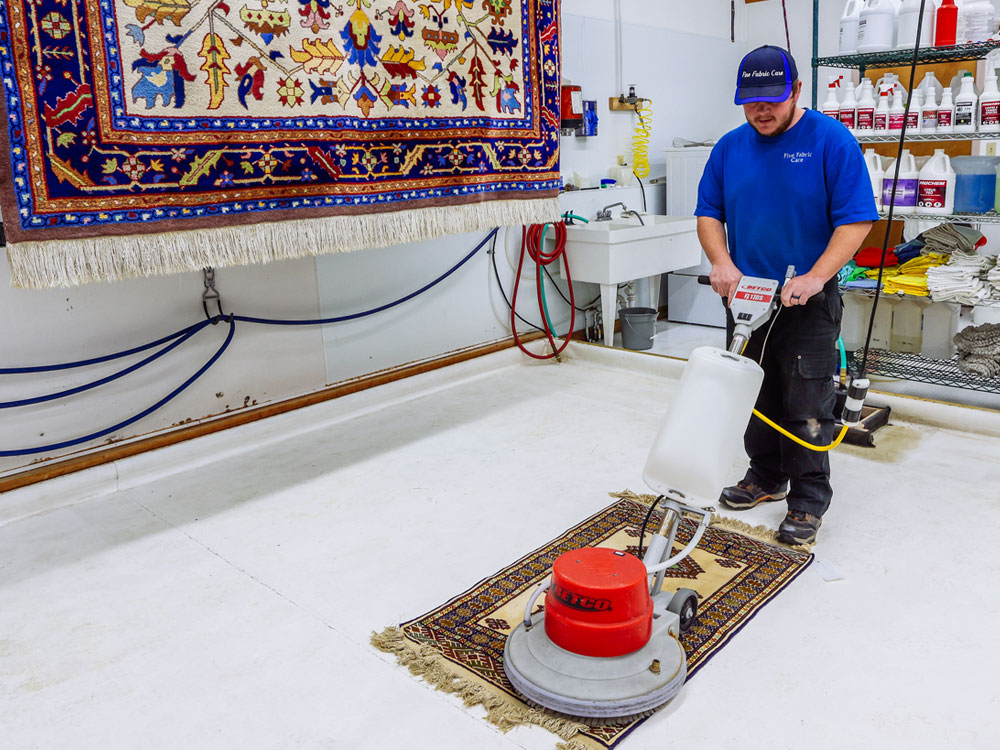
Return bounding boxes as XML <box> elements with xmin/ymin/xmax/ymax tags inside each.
<box><xmin>694</xmin><ymin>45</ymin><xmax>877</xmax><ymax>545</ymax></box>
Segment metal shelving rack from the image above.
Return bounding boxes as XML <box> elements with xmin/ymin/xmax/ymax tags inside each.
<box><xmin>877</xmin><ymin>210</ymin><xmax>1000</xmax><ymax>224</ymax></box>
<box><xmin>812</xmin><ymin>3</ymin><xmax>1000</xmax><ymax>395</ymax></box>
<box><xmin>857</xmin><ymin>131</ymin><xmax>1000</xmax><ymax>142</ymax></box>
<box><xmin>848</xmin><ymin>349</ymin><xmax>1000</xmax><ymax>394</ymax></box>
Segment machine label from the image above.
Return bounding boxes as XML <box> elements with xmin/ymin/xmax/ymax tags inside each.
<box><xmin>551</xmin><ymin>584</ymin><xmax>612</xmax><ymax>612</ymax></box>
<box><xmin>734</xmin><ymin>291</ymin><xmax>773</xmax><ymax>303</ymax></box>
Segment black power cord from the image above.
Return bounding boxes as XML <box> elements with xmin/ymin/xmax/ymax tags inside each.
<box><xmin>636</xmin><ymin>494</ymin><xmax>664</xmax><ymax>560</ymax></box>
<box><xmin>489</xmin><ymin>229</ymin><xmax>545</xmax><ymax>333</ymax></box>
<box><xmin>858</xmin><ymin>0</ymin><xmax>928</xmax><ymax>379</ymax></box>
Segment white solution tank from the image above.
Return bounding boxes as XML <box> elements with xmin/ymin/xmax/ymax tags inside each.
<box><xmin>643</xmin><ymin>346</ymin><xmax>764</xmax><ymax>504</ymax></box>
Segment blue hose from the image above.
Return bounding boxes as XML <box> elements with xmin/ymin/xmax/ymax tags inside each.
<box><xmin>0</xmin><ymin>317</ymin><xmax>236</xmax><ymax>457</ymax></box>
<box><xmin>0</xmin><ymin>320</ymin><xmax>212</xmax><ymax>409</ymax></box>
<box><xmin>0</xmin><ymin>229</ymin><xmax>501</xmax><ymax>457</ymax></box>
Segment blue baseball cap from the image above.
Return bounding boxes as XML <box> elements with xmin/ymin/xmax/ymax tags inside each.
<box><xmin>735</xmin><ymin>45</ymin><xmax>798</xmax><ymax>105</ymax></box>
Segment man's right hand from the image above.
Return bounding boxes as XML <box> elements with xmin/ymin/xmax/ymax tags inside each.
<box><xmin>710</xmin><ymin>262</ymin><xmax>743</xmax><ymax>301</ymax></box>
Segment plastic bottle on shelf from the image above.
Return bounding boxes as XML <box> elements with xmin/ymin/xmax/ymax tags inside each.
<box><xmin>889</xmin><ymin>90</ymin><xmax>907</xmax><ymax>131</ymax></box>
<box><xmin>954</xmin><ymin>72</ymin><xmax>978</xmax><ymax>133</ymax></box>
<box><xmin>935</xmin><ymin>0</ymin><xmax>959</xmax><ymax>47</ymax></box>
<box><xmin>890</xmin><ymin>298</ymin><xmax>924</xmax><ymax>354</ymax></box>
<box><xmin>937</xmin><ymin>86</ymin><xmax>955</xmax><ymax>132</ymax></box>
<box><xmin>865</xmin><ymin>149</ymin><xmax>885</xmax><ymax>209</ymax></box>
<box><xmin>871</xmin><ymin>298</ymin><xmax>894</xmax><ymax>350</ymax></box>
<box><xmin>917</xmin><ymin>149</ymin><xmax>957</xmax><ymax>215</ymax></box>
<box><xmin>841</xmin><ymin>295</ymin><xmax>872</xmax><ymax>352</ymax></box>
<box><xmin>918</xmin><ymin>71</ymin><xmax>944</xmax><ymax>104</ymax></box>
<box><xmin>856</xmin><ymin>80</ymin><xmax>877</xmax><ymax>133</ymax></box>
<box><xmin>957</xmin><ymin>0</ymin><xmax>997</xmax><ymax>44</ymax></box>
<box><xmin>858</xmin><ymin>0</ymin><xmax>898</xmax><ymax>53</ymax></box>
<box><xmin>897</xmin><ymin>0</ymin><xmax>937</xmax><ymax>49</ymax></box>
<box><xmin>839</xmin><ymin>81</ymin><xmax>859</xmax><ymax>132</ymax></box>
<box><xmin>840</xmin><ymin>0</ymin><xmax>863</xmax><ymax>54</ymax></box>
<box><xmin>882</xmin><ymin>149</ymin><xmax>919</xmax><ymax>213</ymax></box>
<box><xmin>874</xmin><ymin>89</ymin><xmax>891</xmax><ymax>133</ymax></box>
<box><xmin>921</xmin><ymin>302</ymin><xmax>960</xmax><ymax>359</ymax></box>
<box><xmin>906</xmin><ymin>88</ymin><xmax>923</xmax><ymax>132</ymax></box>
<box><xmin>921</xmin><ymin>87</ymin><xmax>939</xmax><ymax>132</ymax></box>
<box><xmin>979</xmin><ymin>74</ymin><xmax>1000</xmax><ymax>132</ymax></box>
<box><xmin>822</xmin><ymin>76</ymin><xmax>842</xmax><ymax>119</ymax></box>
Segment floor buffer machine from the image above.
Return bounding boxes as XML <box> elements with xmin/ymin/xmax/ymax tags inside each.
<box><xmin>503</xmin><ymin>268</ymin><xmax>868</xmax><ymax>724</ymax></box>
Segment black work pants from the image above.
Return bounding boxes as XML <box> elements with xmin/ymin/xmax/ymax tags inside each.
<box><xmin>725</xmin><ymin>278</ymin><xmax>842</xmax><ymax>518</ymax></box>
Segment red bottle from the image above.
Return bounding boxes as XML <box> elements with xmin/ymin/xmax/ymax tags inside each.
<box><xmin>935</xmin><ymin>0</ymin><xmax>958</xmax><ymax>47</ymax></box>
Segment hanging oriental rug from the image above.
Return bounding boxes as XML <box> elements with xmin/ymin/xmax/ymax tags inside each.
<box><xmin>372</xmin><ymin>492</ymin><xmax>814</xmax><ymax>750</ymax></box>
<box><xmin>0</xmin><ymin>0</ymin><xmax>562</xmax><ymax>288</ymax></box>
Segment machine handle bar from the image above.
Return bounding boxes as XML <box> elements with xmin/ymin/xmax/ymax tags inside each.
<box><xmin>696</xmin><ymin>275</ymin><xmax>827</xmax><ymax>305</ymax></box>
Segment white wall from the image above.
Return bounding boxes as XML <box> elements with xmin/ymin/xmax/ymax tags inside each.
<box><xmin>0</xmin><ymin>1</ymin><xmax>751</xmax><ymax>477</ymax></box>
<box><xmin>560</xmin><ymin>0</ymin><xmax>749</xmax><ymax>186</ymax></box>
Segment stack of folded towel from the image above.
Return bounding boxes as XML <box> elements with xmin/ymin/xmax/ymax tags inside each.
<box><xmin>987</xmin><ymin>265</ymin><xmax>1000</xmax><ymax>299</ymax></box>
<box><xmin>927</xmin><ymin>264</ymin><xmax>989</xmax><ymax>305</ymax></box>
<box><xmin>953</xmin><ymin>323</ymin><xmax>1000</xmax><ymax>378</ymax></box>
<box><xmin>921</xmin><ymin>224</ymin><xmax>986</xmax><ymax>255</ymax></box>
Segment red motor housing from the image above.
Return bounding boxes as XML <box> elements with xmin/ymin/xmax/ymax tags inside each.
<box><xmin>544</xmin><ymin>547</ymin><xmax>653</xmax><ymax>658</ymax></box>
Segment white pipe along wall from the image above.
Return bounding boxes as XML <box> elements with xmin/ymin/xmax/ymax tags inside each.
<box><xmin>0</xmin><ymin>0</ymin><xmax>750</xmax><ymax>478</ymax></box>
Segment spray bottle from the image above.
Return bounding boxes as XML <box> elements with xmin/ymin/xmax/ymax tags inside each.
<box><xmin>906</xmin><ymin>88</ymin><xmax>923</xmax><ymax>133</ymax></box>
<box><xmin>889</xmin><ymin>89</ymin><xmax>906</xmax><ymax>132</ymax></box>
<box><xmin>856</xmin><ymin>80</ymin><xmax>877</xmax><ymax>133</ymax></box>
<box><xmin>921</xmin><ymin>86</ymin><xmax>939</xmax><ymax>133</ymax></box>
<box><xmin>917</xmin><ymin>149</ymin><xmax>956</xmax><ymax>215</ymax></box>
<box><xmin>839</xmin><ymin>81</ymin><xmax>858</xmax><ymax>132</ymax></box>
<box><xmin>874</xmin><ymin>89</ymin><xmax>891</xmax><ymax>133</ymax></box>
<box><xmin>954</xmin><ymin>72</ymin><xmax>978</xmax><ymax>134</ymax></box>
<box><xmin>822</xmin><ymin>76</ymin><xmax>842</xmax><ymax>119</ymax></box>
<box><xmin>979</xmin><ymin>74</ymin><xmax>1000</xmax><ymax>133</ymax></box>
<box><xmin>938</xmin><ymin>86</ymin><xmax>955</xmax><ymax>133</ymax></box>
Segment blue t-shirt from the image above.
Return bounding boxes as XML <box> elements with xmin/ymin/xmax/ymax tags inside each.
<box><xmin>695</xmin><ymin>109</ymin><xmax>878</xmax><ymax>281</ymax></box>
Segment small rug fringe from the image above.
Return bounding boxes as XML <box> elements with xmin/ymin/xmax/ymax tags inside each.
<box><xmin>371</xmin><ymin>626</ymin><xmax>588</xmax><ymax>741</ymax></box>
<box><xmin>609</xmin><ymin>490</ymin><xmax>814</xmax><ymax>553</ymax></box>
<box><xmin>7</xmin><ymin>197</ymin><xmax>562</xmax><ymax>289</ymax></box>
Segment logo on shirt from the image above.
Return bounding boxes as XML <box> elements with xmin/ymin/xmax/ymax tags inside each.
<box><xmin>784</xmin><ymin>151</ymin><xmax>813</xmax><ymax>164</ymax></box>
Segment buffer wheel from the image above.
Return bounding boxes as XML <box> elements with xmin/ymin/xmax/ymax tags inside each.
<box><xmin>668</xmin><ymin>588</ymin><xmax>698</xmax><ymax>633</ymax></box>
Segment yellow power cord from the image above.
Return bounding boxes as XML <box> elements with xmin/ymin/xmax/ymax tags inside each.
<box><xmin>738</xmin><ymin>339</ymin><xmax>851</xmax><ymax>453</ymax></box>
<box><xmin>752</xmin><ymin>410</ymin><xmax>850</xmax><ymax>453</ymax></box>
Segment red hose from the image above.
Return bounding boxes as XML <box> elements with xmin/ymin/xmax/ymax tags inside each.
<box><xmin>511</xmin><ymin>222</ymin><xmax>576</xmax><ymax>360</ymax></box>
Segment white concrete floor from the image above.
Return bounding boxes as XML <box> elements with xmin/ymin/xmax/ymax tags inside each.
<box><xmin>2</xmin><ymin>343</ymin><xmax>999</xmax><ymax>750</ymax></box>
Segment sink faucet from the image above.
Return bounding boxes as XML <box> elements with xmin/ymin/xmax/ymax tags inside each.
<box><xmin>596</xmin><ymin>202</ymin><xmax>629</xmax><ymax>221</ymax></box>
<box><xmin>596</xmin><ymin>202</ymin><xmax>645</xmax><ymax>225</ymax></box>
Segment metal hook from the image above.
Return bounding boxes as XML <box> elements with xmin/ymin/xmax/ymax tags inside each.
<box><xmin>202</xmin><ymin>267</ymin><xmax>224</xmax><ymax>322</ymax></box>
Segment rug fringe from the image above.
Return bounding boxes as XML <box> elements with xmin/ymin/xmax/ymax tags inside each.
<box><xmin>609</xmin><ymin>490</ymin><xmax>814</xmax><ymax>552</ymax></box>
<box><xmin>371</xmin><ymin>626</ymin><xmax>589</xmax><ymax>742</ymax></box>
<box><xmin>7</xmin><ymin>197</ymin><xmax>562</xmax><ymax>289</ymax></box>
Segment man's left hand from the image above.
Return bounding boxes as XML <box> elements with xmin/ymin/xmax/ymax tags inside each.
<box><xmin>781</xmin><ymin>274</ymin><xmax>825</xmax><ymax>307</ymax></box>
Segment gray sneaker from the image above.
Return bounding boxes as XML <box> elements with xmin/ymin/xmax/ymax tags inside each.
<box><xmin>777</xmin><ymin>510</ymin><xmax>822</xmax><ymax>545</ymax></box>
<box><xmin>719</xmin><ymin>480</ymin><xmax>788</xmax><ymax>510</ymax></box>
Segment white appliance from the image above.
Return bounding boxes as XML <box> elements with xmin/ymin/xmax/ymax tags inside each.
<box><xmin>664</xmin><ymin>147</ymin><xmax>725</xmax><ymax>328</ymax></box>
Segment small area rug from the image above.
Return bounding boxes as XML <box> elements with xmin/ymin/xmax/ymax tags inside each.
<box><xmin>372</xmin><ymin>491</ymin><xmax>813</xmax><ymax>749</ymax></box>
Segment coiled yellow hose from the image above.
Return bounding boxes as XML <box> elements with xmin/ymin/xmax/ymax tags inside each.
<box><xmin>632</xmin><ymin>99</ymin><xmax>652</xmax><ymax>180</ymax></box>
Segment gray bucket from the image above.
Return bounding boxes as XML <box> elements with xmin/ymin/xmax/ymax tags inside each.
<box><xmin>620</xmin><ymin>307</ymin><xmax>658</xmax><ymax>350</ymax></box>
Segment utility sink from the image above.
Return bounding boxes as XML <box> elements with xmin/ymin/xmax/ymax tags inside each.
<box><xmin>551</xmin><ymin>215</ymin><xmax>701</xmax><ymax>347</ymax></box>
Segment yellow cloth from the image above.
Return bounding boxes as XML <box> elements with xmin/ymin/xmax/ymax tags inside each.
<box><xmin>882</xmin><ymin>274</ymin><xmax>930</xmax><ymax>296</ymax></box>
<box><xmin>898</xmin><ymin>253</ymin><xmax>949</xmax><ymax>276</ymax></box>
<box><xmin>865</xmin><ymin>267</ymin><xmax>900</xmax><ymax>278</ymax></box>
